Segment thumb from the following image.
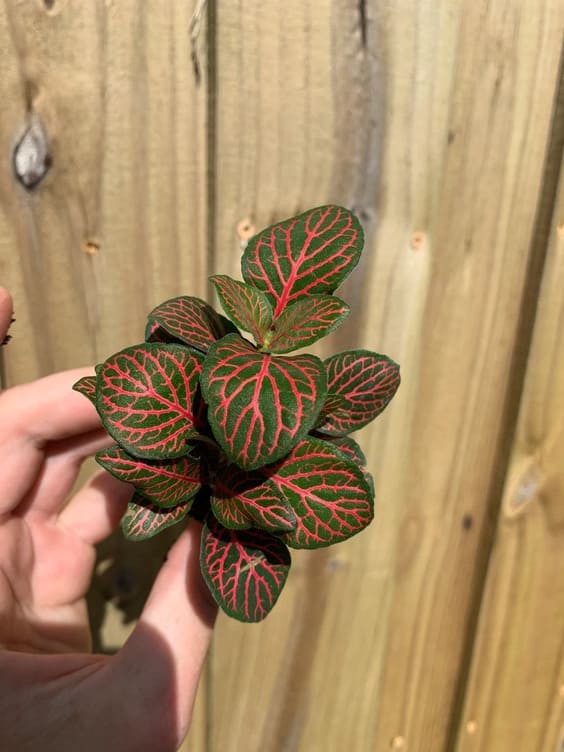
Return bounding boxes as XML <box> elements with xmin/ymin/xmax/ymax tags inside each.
<box><xmin>113</xmin><ymin>522</ymin><xmax>217</xmax><ymax>746</ymax></box>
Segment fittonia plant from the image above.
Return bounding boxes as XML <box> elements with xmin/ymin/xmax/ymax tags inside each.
<box><xmin>73</xmin><ymin>205</ymin><xmax>400</xmax><ymax>622</ymax></box>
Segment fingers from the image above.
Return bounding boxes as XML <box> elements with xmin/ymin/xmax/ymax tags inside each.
<box><xmin>0</xmin><ymin>369</ymin><xmax>103</xmax><ymax>512</ymax></box>
<box><xmin>13</xmin><ymin>428</ymin><xmax>115</xmax><ymax>517</ymax></box>
<box><xmin>0</xmin><ymin>367</ymin><xmax>100</xmax><ymax>447</ymax></box>
<box><xmin>58</xmin><ymin>470</ymin><xmax>133</xmax><ymax>545</ymax></box>
<box><xmin>116</xmin><ymin>523</ymin><xmax>217</xmax><ymax>744</ymax></box>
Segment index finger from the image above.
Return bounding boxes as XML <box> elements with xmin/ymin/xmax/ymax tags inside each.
<box><xmin>0</xmin><ymin>368</ymin><xmax>100</xmax><ymax>445</ymax></box>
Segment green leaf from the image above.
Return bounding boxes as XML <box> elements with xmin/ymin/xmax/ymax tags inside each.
<box><xmin>315</xmin><ymin>350</ymin><xmax>401</xmax><ymax>435</ymax></box>
<box><xmin>268</xmin><ymin>437</ymin><xmax>373</xmax><ymax>549</ymax></box>
<box><xmin>313</xmin><ymin>434</ymin><xmax>367</xmax><ymax>466</ymax></box>
<box><xmin>97</xmin><ymin>343</ymin><xmax>204</xmax><ymax>459</ymax></box>
<box><xmin>72</xmin><ymin>375</ymin><xmax>97</xmax><ymax>406</ymax></box>
<box><xmin>210</xmin><ymin>463</ymin><xmax>295</xmax><ymax>533</ymax></box>
<box><xmin>266</xmin><ymin>295</ymin><xmax>350</xmax><ymax>353</ymax></box>
<box><xmin>201</xmin><ymin>334</ymin><xmax>326</xmax><ymax>469</ymax></box>
<box><xmin>146</xmin><ymin>296</ymin><xmax>237</xmax><ymax>353</ymax></box>
<box><xmin>200</xmin><ymin>514</ymin><xmax>291</xmax><ymax>622</ymax></box>
<box><xmin>210</xmin><ymin>275</ymin><xmax>273</xmax><ymax>346</ymax></box>
<box><xmin>96</xmin><ymin>445</ymin><xmax>202</xmax><ymax>507</ymax></box>
<box><xmin>242</xmin><ymin>205</ymin><xmax>363</xmax><ymax>317</ymax></box>
<box><xmin>121</xmin><ymin>493</ymin><xmax>191</xmax><ymax>540</ymax></box>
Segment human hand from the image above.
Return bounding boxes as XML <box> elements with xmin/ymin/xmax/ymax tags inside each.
<box><xmin>0</xmin><ymin>288</ymin><xmax>217</xmax><ymax>752</ymax></box>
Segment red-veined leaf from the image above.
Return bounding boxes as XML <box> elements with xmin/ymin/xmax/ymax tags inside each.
<box><xmin>201</xmin><ymin>334</ymin><xmax>326</xmax><ymax>470</ymax></box>
<box><xmin>315</xmin><ymin>350</ymin><xmax>400</xmax><ymax>435</ymax></box>
<box><xmin>72</xmin><ymin>375</ymin><xmax>97</xmax><ymax>406</ymax></box>
<box><xmin>96</xmin><ymin>444</ymin><xmax>202</xmax><ymax>507</ymax></box>
<box><xmin>266</xmin><ymin>295</ymin><xmax>350</xmax><ymax>353</ymax></box>
<box><xmin>316</xmin><ymin>392</ymin><xmax>347</xmax><ymax>422</ymax></box>
<box><xmin>121</xmin><ymin>493</ymin><xmax>191</xmax><ymax>540</ymax></box>
<box><xmin>314</xmin><ymin>434</ymin><xmax>367</xmax><ymax>466</ymax></box>
<box><xmin>242</xmin><ymin>205</ymin><xmax>363</xmax><ymax>317</ymax></box>
<box><xmin>268</xmin><ymin>437</ymin><xmax>373</xmax><ymax>549</ymax></box>
<box><xmin>200</xmin><ymin>514</ymin><xmax>291</xmax><ymax>622</ymax></box>
<box><xmin>98</xmin><ymin>343</ymin><xmax>204</xmax><ymax>459</ymax></box>
<box><xmin>146</xmin><ymin>296</ymin><xmax>237</xmax><ymax>353</ymax></box>
<box><xmin>210</xmin><ymin>464</ymin><xmax>295</xmax><ymax>532</ymax></box>
<box><xmin>145</xmin><ymin>319</ymin><xmax>181</xmax><ymax>345</ymax></box>
<box><xmin>210</xmin><ymin>275</ymin><xmax>273</xmax><ymax>345</ymax></box>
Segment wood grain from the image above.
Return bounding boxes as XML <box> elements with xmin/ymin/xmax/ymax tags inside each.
<box><xmin>371</xmin><ymin>1</ymin><xmax>564</xmax><ymax>749</ymax></box>
<box><xmin>210</xmin><ymin>1</ymin><xmax>564</xmax><ymax>750</ymax></box>
<box><xmin>1</xmin><ymin>2</ymin><xmax>563</xmax><ymax>751</ymax></box>
<box><xmin>0</xmin><ymin>0</ymin><xmax>208</xmax><ymax>382</ymax></box>
<box><xmin>454</xmin><ymin>155</ymin><xmax>564</xmax><ymax>751</ymax></box>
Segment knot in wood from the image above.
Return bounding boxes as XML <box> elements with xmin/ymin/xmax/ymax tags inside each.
<box><xmin>13</xmin><ymin>118</ymin><xmax>52</xmax><ymax>190</ymax></box>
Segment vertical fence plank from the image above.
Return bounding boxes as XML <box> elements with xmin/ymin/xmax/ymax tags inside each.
<box><xmin>0</xmin><ymin>0</ymin><xmax>208</xmax><ymax>381</ymax></box>
<box><xmin>209</xmin><ymin>3</ymin><xmax>392</xmax><ymax>750</ymax></box>
<box><xmin>371</xmin><ymin>2</ymin><xmax>564</xmax><ymax>750</ymax></box>
<box><xmin>210</xmin><ymin>1</ymin><xmax>564</xmax><ymax>750</ymax></box>
<box><xmin>454</xmin><ymin>152</ymin><xmax>564</xmax><ymax>751</ymax></box>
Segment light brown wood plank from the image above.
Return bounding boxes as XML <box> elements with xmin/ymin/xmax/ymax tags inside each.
<box><xmin>0</xmin><ymin>0</ymin><xmax>208</xmax><ymax>381</ymax></box>
<box><xmin>210</xmin><ymin>1</ymin><xmax>564</xmax><ymax>750</ymax></box>
<box><xmin>454</xmin><ymin>153</ymin><xmax>564</xmax><ymax>751</ymax></box>
<box><xmin>372</xmin><ymin>1</ymin><xmax>564</xmax><ymax>749</ymax></box>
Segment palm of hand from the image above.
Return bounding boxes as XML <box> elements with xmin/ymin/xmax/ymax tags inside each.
<box><xmin>0</xmin><ymin>484</ymin><xmax>99</xmax><ymax>654</ymax></box>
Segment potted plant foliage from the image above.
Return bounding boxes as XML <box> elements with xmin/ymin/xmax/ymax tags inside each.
<box><xmin>74</xmin><ymin>205</ymin><xmax>400</xmax><ymax>622</ymax></box>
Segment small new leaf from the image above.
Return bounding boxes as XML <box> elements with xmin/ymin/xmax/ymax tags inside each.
<box><xmin>146</xmin><ymin>296</ymin><xmax>237</xmax><ymax>353</ymax></box>
<box><xmin>266</xmin><ymin>295</ymin><xmax>350</xmax><ymax>354</ymax></box>
<box><xmin>210</xmin><ymin>275</ymin><xmax>273</xmax><ymax>345</ymax></box>
<box><xmin>72</xmin><ymin>375</ymin><xmax>97</xmax><ymax>406</ymax></box>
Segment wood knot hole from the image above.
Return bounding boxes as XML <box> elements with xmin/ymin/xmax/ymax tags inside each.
<box><xmin>13</xmin><ymin>118</ymin><xmax>52</xmax><ymax>190</ymax></box>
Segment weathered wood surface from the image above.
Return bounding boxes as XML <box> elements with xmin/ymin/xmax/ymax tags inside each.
<box><xmin>454</xmin><ymin>154</ymin><xmax>564</xmax><ymax>750</ymax></box>
<box><xmin>0</xmin><ymin>0</ymin><xmax>208</xmax><ymax>381</ymax></box>
<box><xmin>1</xmin><ymin>2</ymin><xmax>564</xmax><ymax>751</ymax></box>
<box><xmin>210</xmin><ymin>2</ymin><xmax>564</xmax><ymax>751</ymax></box>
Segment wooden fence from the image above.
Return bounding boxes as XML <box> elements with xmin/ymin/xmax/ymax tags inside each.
<box><xmin>1</xmin><ymin>1</ymin><xmax>564</xmax><ymax>750</ymax></box>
